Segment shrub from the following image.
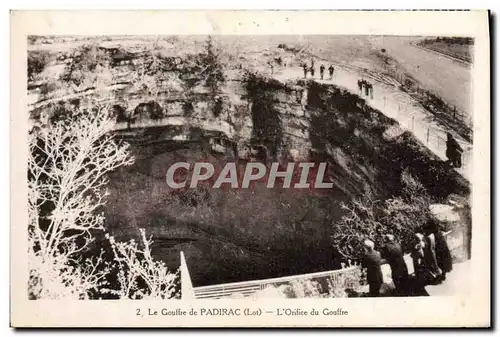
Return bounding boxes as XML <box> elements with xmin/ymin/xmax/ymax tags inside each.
<box><xmin>75</xmin><ymin>44</ymin><xmax>112</xmax><ymax>72</ymax></box>
<box><xmin>110</xmin><ymin>104</ymin><xmax>129</xmax><ymax>123</ymax></box>
<box><xmin>103</xmin><ymin>229</ymin><xmax>180</xmax><ymax>299</ymax></box>
<box><xmin>60</xmin><ymin>44</ymin><xmax>112</xmax><ymax>87</ymax></box>
<box><xmin>139</xmin><ymin>51</ymin><xmax>169</xmax><ymax>76</ymax></box>
<box><xmin>28</xmin><ymin>36</ymin><xmax>41</xmax><ymax>45</ymax></box>
<box><xmin>197</xmin><ymin>36</ymin><xmax>225</xmax><ymax>93</ymax></box>
<box><xmin>38</xmin><ymin>81</ymin><xmax>58</xmax><ymax>97</ymax></box>
<box><xmin>330</xmin><ymin>169</ymin><xmax>432</xmax><ymax>261</ymax></box>
<box><xmin>28</xmin><ymin>50</ymin><xmax>51</xmax><ymax>81</ymax></box>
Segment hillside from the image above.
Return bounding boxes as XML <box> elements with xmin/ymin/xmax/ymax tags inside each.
<box><xmin>28</xmin><ymin>35</ymin><xmax>471</xmax><ymax>287</ymax></box>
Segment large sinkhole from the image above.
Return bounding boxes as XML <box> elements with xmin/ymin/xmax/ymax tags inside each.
<box><xmin>102</xmin><ymin>74</ymin><xmax>470</xmax><ymax>287</ymax></box>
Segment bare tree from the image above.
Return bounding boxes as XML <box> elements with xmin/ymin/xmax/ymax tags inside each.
<box><xmin>28</xmin><ymin>107</ymin><xmax>179</xmax><ymax>299</ymax></box>
<box><xmin>103</xmin><ymin>229</ymin><xmax>179</xmax><ymax>299</ymax></box>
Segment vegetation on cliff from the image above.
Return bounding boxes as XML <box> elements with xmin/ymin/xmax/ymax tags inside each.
<box><xmin>28</xmin><ymin>109</ymin><xmax>180</xmax><ymax>299</ymax></box>
<box><xmin>27</xmin><ymin>37</ymin><xmax>471</xmax><ymax>291</ymax></box>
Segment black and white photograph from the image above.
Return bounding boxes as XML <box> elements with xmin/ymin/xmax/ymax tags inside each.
<box><xmin>11</xmin><ymin>10</ymin><xmax>490</xmax><ymax>327</ymax></box>
<box><xmin>26</xmin><ymin>33</ymin><xmax>473</xmax><ymax>300</ymax></box>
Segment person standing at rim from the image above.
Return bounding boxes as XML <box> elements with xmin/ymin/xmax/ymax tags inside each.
<box><xmin>446</xmin><ymin>132</ymin><xmax>463</xmax><ymax>168</ymax></box>
<box><xmin>423</xmin><ymin>221</ymin><xmax>453</xmax><ymax>282</ymax></box>
<box><xmin>310</xmin><ymin>65</ymin><xmax>315</xmax><ymax>78</ymax></box>
<box><xmin>409</xmin><ymin>233</ymin><xmax>431</xmax><ymax>296</ymax></box>
<box><xmin>380</xmin><ymin>234</ymin><xmax>409</xmax><ymax>296</ymax></box>
<box><xmin>421</xmin><ymin>223</ymin><xmax>443</xmax><ymax>285</ymax></box>
<box><xmin>319</xmin><ymin>64</ymin><xmax>325</xmax><ymax>80</ymax></box>
<box><xmin>368</xmin><ymin>83</ymin><xmax>374</xmax><ymax>99</ymax></box>
<box><xmin>364</xmin><ymin>81</ymin><xmax>370</xmax><ymax>97</ymax></box>
<box><xmin>357</xmin><ymin>79</ymin><xmax>363</xmax><ymax>95</ymax></box>
<box><xmin>328</xmin><ymin>65</ymin><xmax>334</xmax><ymax>79</ymax></box>
<box><xmin>302</xmin><ymin>63</ymin><xmax>308</xmax><ymax>78</ymax></box>
<box><xmin>361</xmin><ymin>239</ymin><xmax>384</xmax><ymax>297</ymax></box>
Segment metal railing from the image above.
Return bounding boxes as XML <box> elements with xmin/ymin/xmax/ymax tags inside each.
<box><xmin>187</xmin><ymin>229</ymin><xmax>468</xmax><ymax>299</ymax></box>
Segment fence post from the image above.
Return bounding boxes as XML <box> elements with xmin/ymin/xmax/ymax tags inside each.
<box><xmin>411</xmin><ymin>115</ymin><xmax>415</xmax><ymax>131</ymax></box>
<box><xmin>426</xmin><ymin>128</ymin><xmax>430</xmax><ymax>145</ymax></box>
<box><xmin>384</xmin><ymin>96</ymin><xmax>386</xmax><ymax>108</ymax></box>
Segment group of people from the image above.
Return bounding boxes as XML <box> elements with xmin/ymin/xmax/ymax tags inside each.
<box><xmin>357</xmin><ymin>79</ymin><xmax>374</xmax><ymax>99</ymax></box>
<box><xmin>361</xmin><ymin>221</ymin><xmax>453</xmax><ymax>297</ymax></box>
<box><xmin>302</xmin><ymin>62</ymin><xmax>335</xmax><ymax>80</ymax></box>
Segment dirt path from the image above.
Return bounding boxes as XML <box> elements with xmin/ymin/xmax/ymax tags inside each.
<box><xmin>29</xmin><ymin>55</ymin><xmax>472</xmax><ymax>181</ymax></box>
<box><xmin>269</xmin><ymin>63</ymin><xmax>472</xmax><ymax>181</ymax></box>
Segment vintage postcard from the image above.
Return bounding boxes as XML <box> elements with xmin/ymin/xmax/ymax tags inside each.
<box><xmin>10</xmin><ymin>10</ymin><xmax>490</xmax><ymax>327</ymax></box>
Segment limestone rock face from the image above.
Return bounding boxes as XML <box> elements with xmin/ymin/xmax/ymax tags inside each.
<box><xmin>30</xmin><ymin>62</ymin><xmax>470</xmax><ymax>287</ymax></box>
